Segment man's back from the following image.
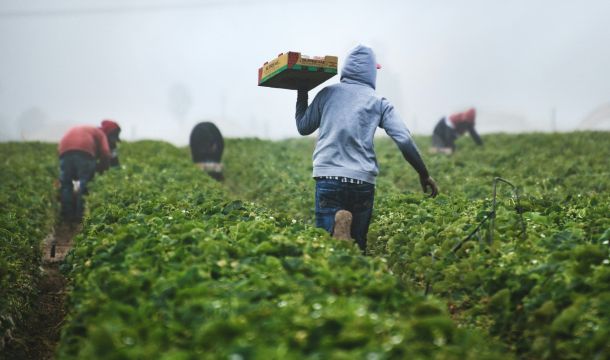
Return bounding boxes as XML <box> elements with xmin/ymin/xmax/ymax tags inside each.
<box><xmin>296</xmin><ymin>45</ymin><xmax>421</xmax><ymax>184</ymax></box>
<box><xmin>189</xmin><ymin>122</ymin><xmax>224</xmax><ymax>163</ymax></box>
<box><xmin>59</xmin><ymin>125</ymin><xmax>110</xmax><ymax>159</ymax></box>
<box><xmin>310</xmin><ymin>82</ymin><xmax>383</xmax><ymax>182</ymax></box>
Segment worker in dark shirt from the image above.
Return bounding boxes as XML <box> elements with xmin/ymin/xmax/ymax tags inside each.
<box><xmin>431</xmin><ymin>108</ymin><xmax>483</xmax><ymax>154</ymax></box>
<box><xmin>189</xmin><ymin>122</ymin><xmax>224</xmax><ymax>181</ymax></box>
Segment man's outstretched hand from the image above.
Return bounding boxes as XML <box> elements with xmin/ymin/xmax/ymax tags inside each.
<box><xmin>420</xmin><ymin>175</ymin><xmax>439</xmax><ymax>197</ymax></box>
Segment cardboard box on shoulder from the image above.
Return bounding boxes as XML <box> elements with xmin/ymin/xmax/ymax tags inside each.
<box><xmin>258</xmin><ymin>52</ymin><xmax>338</xmax><ymax>91</ymax></box>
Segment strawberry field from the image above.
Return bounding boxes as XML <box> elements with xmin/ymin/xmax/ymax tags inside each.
<box><xmin>1</xmin><ymin>132</ymin><xmax>609</xmax><ymax>359</ymax></box>
<box><xmin>224</xmin><ymin>132</ymin><xmax>610</xmax><ymax>359</ymax></box>
<box><xmin>1</xmin><ymin>143</ymin><xmax>57</xmax><ymax>349</ymax></box>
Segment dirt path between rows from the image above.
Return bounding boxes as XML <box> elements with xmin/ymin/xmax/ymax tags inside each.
<box><xmin>2</xmin><ymin>223</ymin><xmax>80</xmax><ymax>360</ymax></box>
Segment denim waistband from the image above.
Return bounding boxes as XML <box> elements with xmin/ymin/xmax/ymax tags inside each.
<box><xmin>314</xmin><ymin>176</ymin><xmax>367</xmax><ymax>185</ymax></box>
<box><xmin>59</xmin><ymin>150</ymin><xmax>95</xmax><ymax>160</ymax></box>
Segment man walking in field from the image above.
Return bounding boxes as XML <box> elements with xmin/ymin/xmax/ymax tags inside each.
<box><xmin>58</xmin><ymin>121</ymin><xmax>118</xmax><ymax>222</ymax></box>
<box><xmin>431</xmin><ymin>108</ymin><xmax>483</xmax><ymax>154</ymax></box>
<box><xmin>295</xmin><ymin>44</ymin><xmax>438</xmax><ymax>253</ymax></box>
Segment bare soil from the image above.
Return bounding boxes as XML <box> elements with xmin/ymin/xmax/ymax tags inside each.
<box><xmin>1</xmin><ymin>223</ymin><xmax>79</xmax><ymax>360</ymax></box>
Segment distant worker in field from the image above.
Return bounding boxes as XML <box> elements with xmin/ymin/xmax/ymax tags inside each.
<box><xmin>431</xmin><ymin>108</ymin><xmax>483</xmax><ymax>154</ymax></box>
<box><xmin>295</xmin><ymin>45</ymin><xmax>439</xmax><ymax>253</ymax></box>
<box><xmin>100</xmin><ymin>119</ymin><xmax>121</xmax><ymax>167</ymax></box>
<box><xmin>189</xmin><ymin>121</ymin><xmax>224</xmax><ymax>181</ymax></box>
<box><xmin>58</xmin><ymin>120</ymin><xmax>120</xmax><ymax>222</ymax></box>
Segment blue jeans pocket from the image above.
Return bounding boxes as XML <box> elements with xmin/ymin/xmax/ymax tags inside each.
<box><xmin>315</xmin><ymin>180</ymin><xmax>342</xmax><ymax>233</ymax></box>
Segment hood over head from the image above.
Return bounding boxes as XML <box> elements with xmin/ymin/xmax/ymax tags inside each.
<box><xmin>340</xmin><ymin>45</ymin><xmax>378</xmax><ymax>89</ymax></box>
<box><xmin>449</xmin><ymin>108</ymin><xmax>476</xmax><ymax>127</ymax></box>
<box><xmin>463</xmin><ymin>108</ymin><xmax>476</xmax><ymax>123</ymax></box>
<box><xmin>100</xmin><ymin>119</ymin><xmax>121</xmax><ymax>140</ymax></box>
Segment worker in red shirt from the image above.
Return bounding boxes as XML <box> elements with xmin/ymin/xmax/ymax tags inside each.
<box><xmin>57</xmin><ymin>121</ymin><xmax>118</xmax><ymax>222</ymax></box>
<box><xmin>431</xmin><ymin>108</ymin><xmax>483</xmax><ymax>154</ymax></box>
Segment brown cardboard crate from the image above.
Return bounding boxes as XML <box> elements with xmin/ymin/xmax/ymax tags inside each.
<box><xmin>258</xmin><ymin>52</ymin><xmax>338</xmax><ymax>91</ymax></box>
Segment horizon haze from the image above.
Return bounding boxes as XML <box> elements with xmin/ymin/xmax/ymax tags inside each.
<box><xmin>1</xmin><ymin>0</ymin><xmax>609</xmax><ymax>145</ymax></box>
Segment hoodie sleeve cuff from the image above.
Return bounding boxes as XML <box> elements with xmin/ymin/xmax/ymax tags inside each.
<box><xmin>297</xmin><ymin>89</ymin><xmax>308</xmax><ymax>100</ymax></box>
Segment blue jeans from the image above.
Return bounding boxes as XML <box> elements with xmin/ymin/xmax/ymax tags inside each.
<box><xmin>315</xmin><ymin>178</ymin><xmax>375</xmax><ymax>253</ymax></box>
<box><xmin>59</xmin><ymin>151</ymin><xmax>97</xmax><ymax>221</ymax></box>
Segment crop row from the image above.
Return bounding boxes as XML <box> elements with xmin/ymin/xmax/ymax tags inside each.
<box><xmin>0</xmin><ymin>143</ymin><xmax>58</xmax><ymax>349</ymax></box>
<box><xmin>58</xmin><ymin>141</ymin><xmax>507</xmax><ymax>359</ymax></box>
<box><xmin>223</xmin><ymin>132</ymin><xmax>610</xmax><ymax>359</ymax></box>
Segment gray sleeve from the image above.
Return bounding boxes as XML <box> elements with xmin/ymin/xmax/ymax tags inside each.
<box><xmin>380</xmin><ymin>99</ymin><xmax>429</xmax><ymax>177</ymax></box>
<box><xmin>295</xmin><ymin>89</ymin><xmax>322</xmax><ymax>136</ymax></box>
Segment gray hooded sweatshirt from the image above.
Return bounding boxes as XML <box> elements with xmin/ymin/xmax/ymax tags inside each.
<box><xmin>296</xmin><ymin>45</ymin><xmax>428</xmax><ymax>184</ymax></box>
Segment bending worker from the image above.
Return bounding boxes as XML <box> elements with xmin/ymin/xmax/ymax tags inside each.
<box><xmin>189</xmin><ymin>121</ymin><xmax>224</xmax><ymax>181</ymax></box>
<box><xmin>431</xmin><ymin>108</ymin><xmax>483</xmax><ymax>154</ymax></box>
<box><xmin>58</xmin><ymin>120</ymin><xmax>120</xmax><ymax>222</ymax></box>
<box><xmin>295</xmin><ymin>45</ymin><xmax>438</xmax><ymax>254</ymax></box>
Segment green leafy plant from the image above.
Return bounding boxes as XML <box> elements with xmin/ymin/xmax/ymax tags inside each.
<box><xmin>224</xmin><ymin>132</ymin><xmax>610</xmax><ymax>359</ymax></box>
<box><xmin>0</xmin><ymin>142</ymin><xmax>57</xmax><ymax>348</ymax></box>
<box><xmin>57</xmin><ymin>141</ymin><xmax>508</xmax><ymax>359</ymax></box>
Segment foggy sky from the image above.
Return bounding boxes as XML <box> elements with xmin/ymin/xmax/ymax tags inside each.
<box><xmin>1</xmin><ymin>0</ymin><xmax>609</xmax><ymax>144</ymax></box>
